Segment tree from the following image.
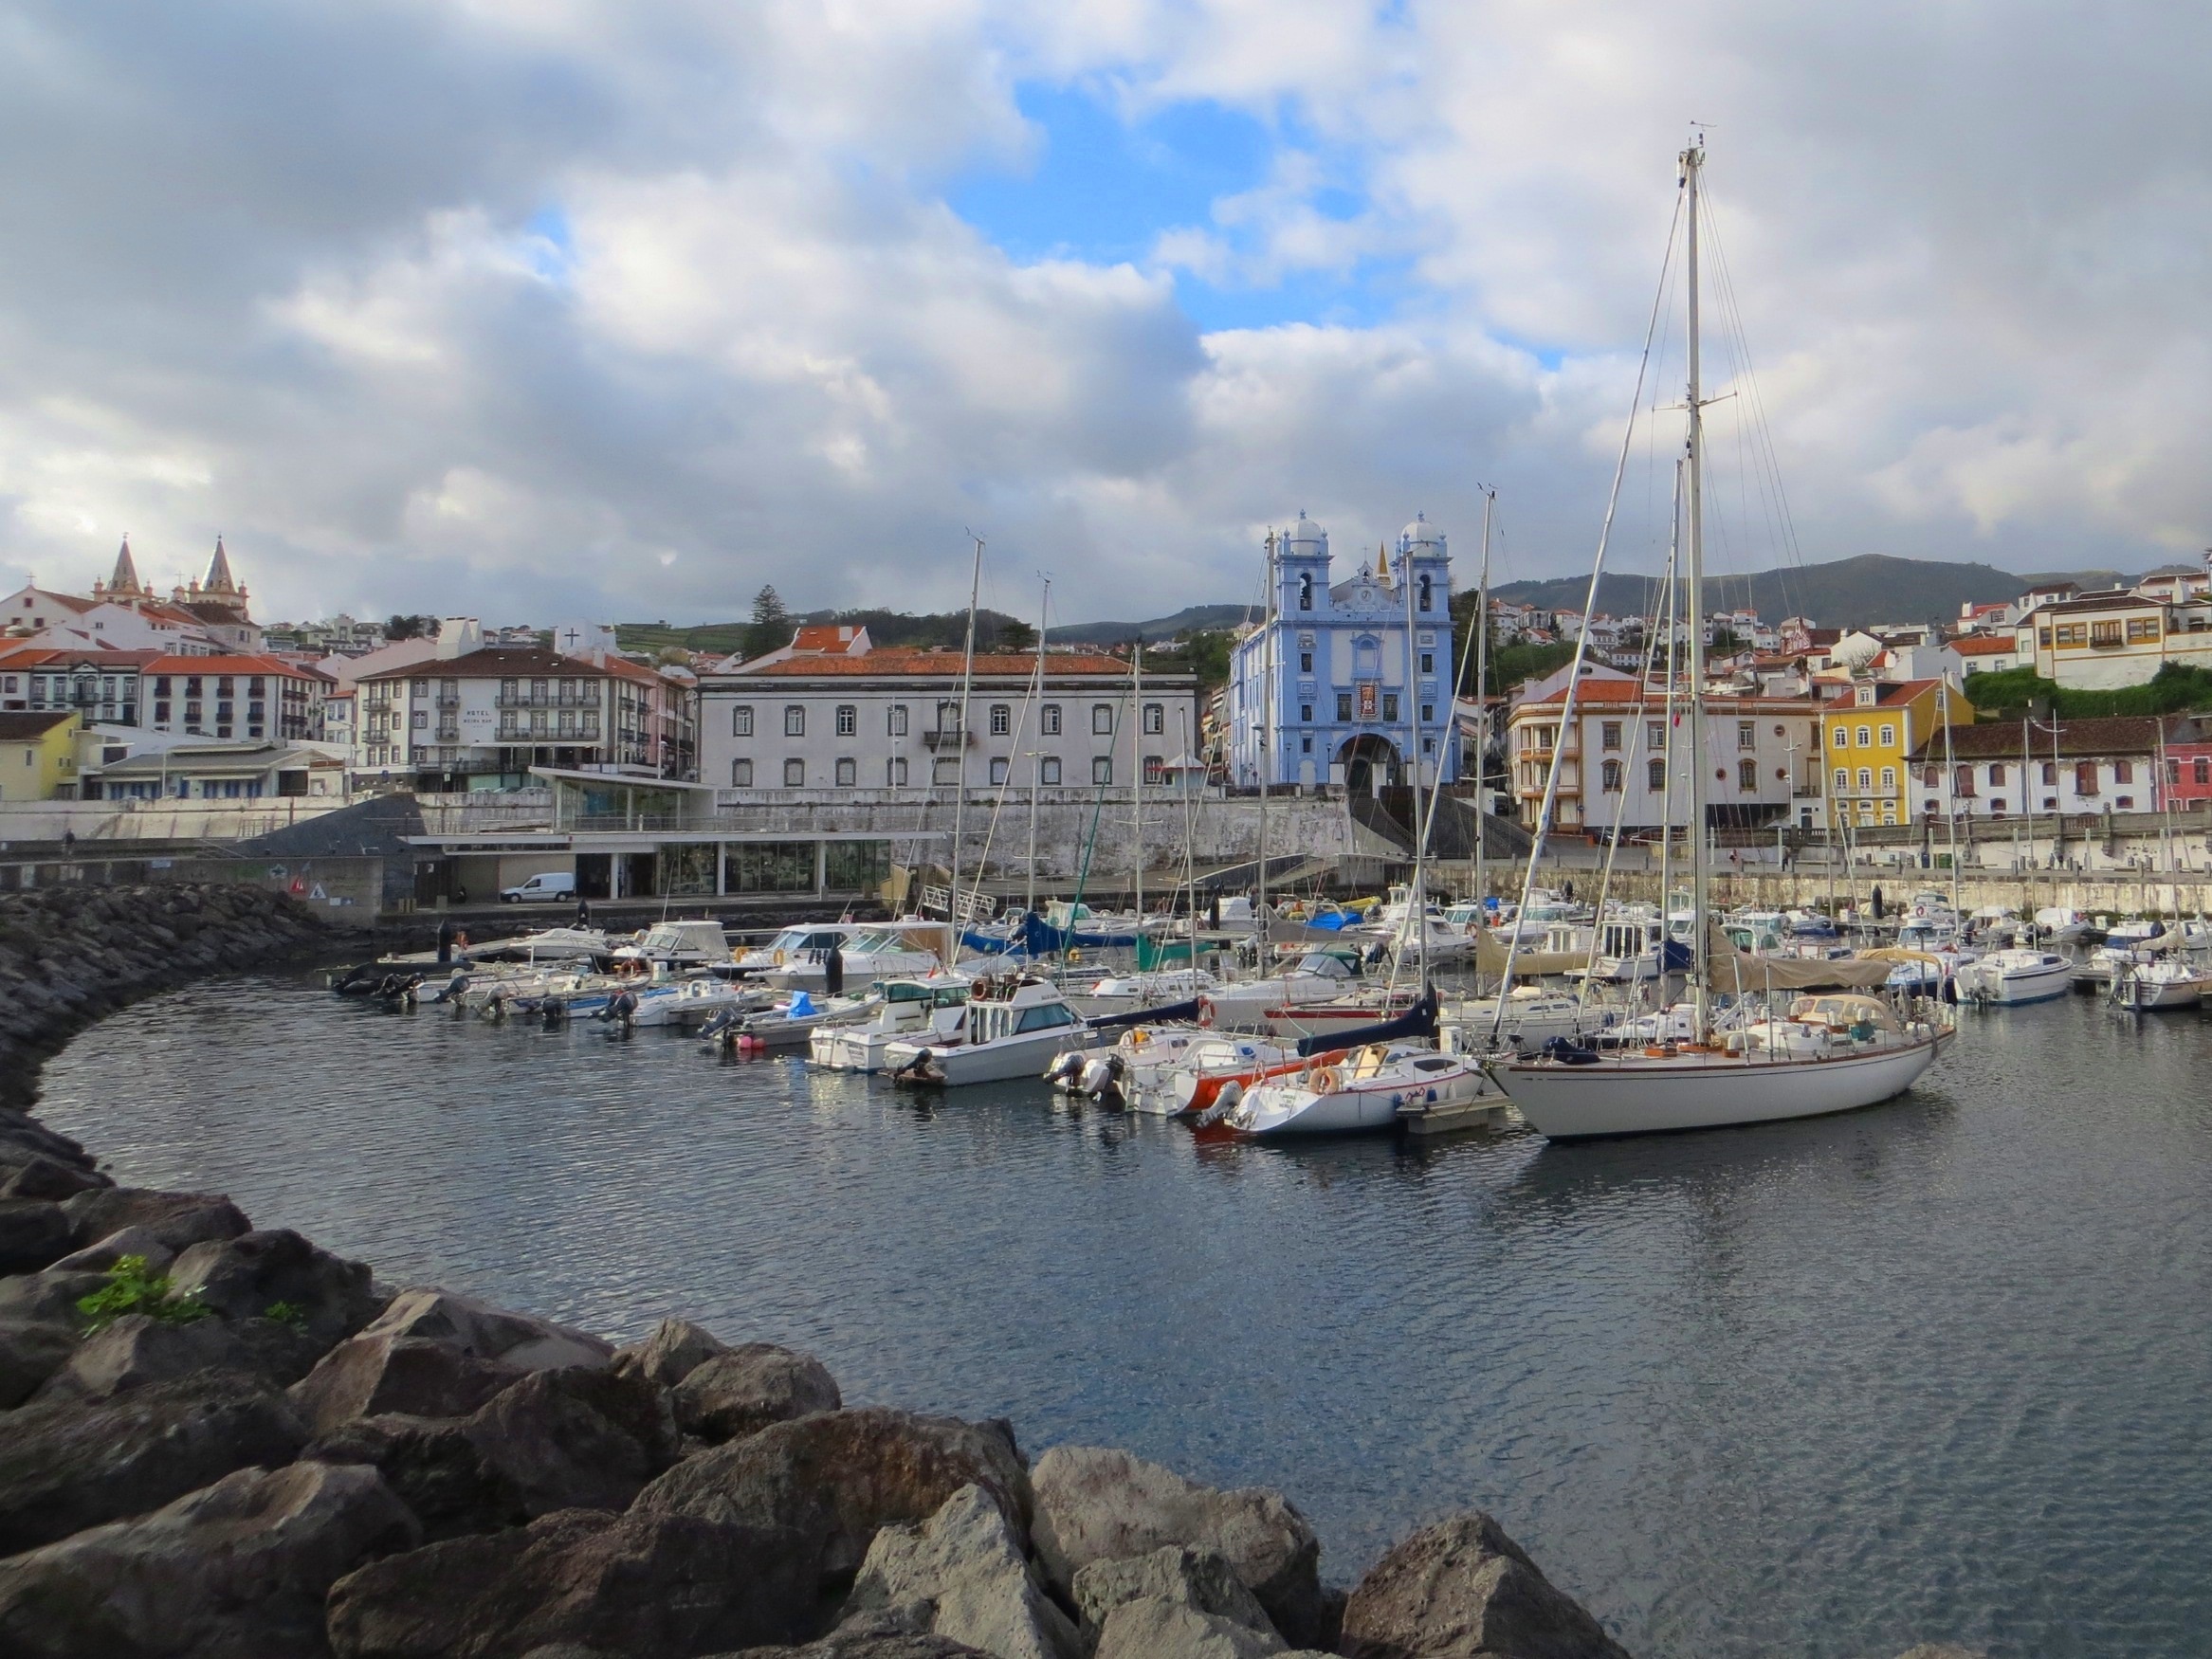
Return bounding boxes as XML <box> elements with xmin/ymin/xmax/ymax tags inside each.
<box><xmin>996</xmin><ymin>617</ymin><xmax>1038</xmax><ymax>654</ymax></box>
<box><xmin>741</xmin><ymin>585</ymin><xmax>792</xmax><ymax>661</ymax></box>
<box><xmin>386</xmin><ymin>613</ymin><xmax>426</xmax><ymax>641</ymax></box>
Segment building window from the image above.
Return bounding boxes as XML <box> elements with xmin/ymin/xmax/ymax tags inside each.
<box><xmin>1834</xmin><ymin>767</ymin><xmax>1849</xmax><ymax>793</ymax></box>
<box><xmin>836</xmin><ymin>704</ymin><xmax>856</xmax><ymax>737</ymax></box>
<box><xmin>2198</xmin><ymin>757</ymin><xmax>2210</xmax><ymax>787</ymax></box>
<box><xmin>1954</xmin><ymin>766</ymin><xmax>1975</xmax><ymax>797</ymax></box>
<box><xmin>1922</xmin><ymin>764</ymin><xmax>1940</xmax><ymax>788</ymax></box>
<box><xmin>1040</xmin><ymin>703</ymin><xmax>1060</xmax><ymax>735</ymax></box>
<box><xmin>2116</xmin><ymin>795</ymin><xmax>2134</xmax><ymax>810</ymax></box>
<box><xmin>2128</xmin><ymin>616</ymin><xmax>2160</xmax><ymax>642</ymax></box>
<box><xmin>1601</xmin><ymin>759</ymin><xmax>1622</xmax><ymax>792</ymax></box>
<box><xmin>1856</xmin><ymin>725</ymin><xmax>1871</xmax><ymax>747</ymax></box>
<box><xmin>933</xmin><ymin>757</ymin><xmax>960</xmax><ymax>786</ymax></box>
<box><xmin>1336</xmin><ymin>693</ymin><xmax>1353</xmax><ymax>721</ymax></box>
<box><xmin>835</xmin><ymin>757</ymin><xmax>856</xmax><ymax>786</ymax></box>
<box><xmin>1143</xmin><ymin>755</ymin><xmax>1164</xmax><ymax>785</ymax></box>
<box><xmin>887</xmin><ymin>704</ymin><xmax>908</xmax><ymax>737</ymax></box>
<box><xmin>1297</xmin><ymin>573</ymin><xmax>1313</xmax><ymax>611</ymax></box>
<box><xmin>2113</xmin><ymin>758</ymin><xmax>2133</xmax><ymax>784</ymax></box>
<box><xmin>732</xmin><ymin>704</ymin><xmax>754</xmax><ymax>737</ymax></box>
<box><xmin>1420</xmin><ymin>703</ymin><xmax>1434</xmax><ymax>722</ymax></box>
<box><xmin>1601</xmin><ymin>722</ymin><xmax>1622</xmax><ymax>751</ymax></box>
<box><xmin>1300</xmin><ymin>651</ymin><xmax>1314</xmax><ymax>673</ymax></box>
<box><xmin>731</xmin><ymin>758</ymin><xmax>753</xmax><ymax>786</ymax></box>
<box><xmin>990</xmin><ymin>704</ymin><xmax>1011</xmax><ymax>736</ymax></box>
<box><xmin>784</xmin><ymin>758</ymin><xmax>805</xmax><ymax>787</ymax></box>
<box><xmin>1879</xmin><ymin>724</ymin><xmax>1895</xmax><ymax>747</ymax></box>
<box><xmin>1857</xmin><ymin>767</ymin><xmax>1873</xmax><ymax>791</ymax></box>
<box><xmin>1143</xmin><ymin>702</ymin><xmax>1163</xmax><ymax>735</ymax></box>
<box><xmin>2090</xmin><ymin>621</ymin><xmax>2123</xmax><ymax>647</ymax></box>
<box><xmin>1739</xmin><ymin>758</ymin><xmax>1758</xmax><ymax>791</ymax></box>
<box><xmin>936</xmin><ymin>702</ymin><xmax>962</xmax><ymax>735</ymax></box>
<box><xmin>1299</xmin><ymin>702</ymin><xmax>1313</xmax><ymax>722</ymax></box>
<box><xmin>784</xmin><ymin>705</ymin><xmax>805</xmax><ymax>737</ymax></box>
<box><xmin>1989</xmin><ymin>762</ymin><xmax>2006</xmax><ymax>786</ymax></box>
<box><xmin>1880</xmin><ymin>766</ymin><xmax>1896</xmax><ymax>791</ymax></box>
<box><xmin>1381</xmin><ymin>693</ymin><xmax>1399</xmax><ymax>721</ymax></box>
<box><xmin>1650</xmin><ymin>757</ymin><xmax>1667</xmax><ymax>790</ymax></box>
<box><xmin>1039</xmin><ymin>756</ymin><xmax>1061</xmax><ymax>785</ymax></box>
<box><xmin>1092</xmin><ymin>703</ymin><xmax>1114</xmax><ymax>734</ymax></box>
<box><xmin>2075</xmin><ymin>761</ymin><xmax>2097</xmax><ymax>795</ymax></box>
<box><xmin>1649</xmin><ymin>720</ymin><xmax>1666</xmax><ymax>751</ymax></box>
<box><xmin>1419</xmin><ymin>652</ymin><xmax>1435</xmax><ymax>675</ymax></box>
<box><xmin>989</xmin><ymin>757</ymin><xmax>1009</xmax><ymax>785</ymax></box>
<box><xmin>1417</xmin><ymin>573</ymin><xmax>1434</xmax><ymax>612</ymax></box>
<box><xmin>1737</xmin><ymin>720</ymin><xmax>1756</xmax><ymax>750</ymax></box>
<box><xmin>2042</xmin><ymin>761</ymin><xmax>2058</xmax><ymax>785</ymax></box>
<box><xmin>1301</xmin><ymin>736</ymin><xmax>1312</xmax><ymax>753</ymax></box>
<box><xmin>1093</xmin><ymin>756</ymin><xmax>1113</xmax><ymax>785</ymax></box>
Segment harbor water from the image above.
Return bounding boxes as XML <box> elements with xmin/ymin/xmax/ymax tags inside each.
<box><xmin>35</xmin><ymin>976</ymin><xmax>2212</xmax><ymax>1659</ymax></box>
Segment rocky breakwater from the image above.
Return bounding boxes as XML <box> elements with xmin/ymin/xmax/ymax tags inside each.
<box><xmin>0</xmin><ymin>884</ymin><xmax>341</xmax><ymax>1115</ymax></box>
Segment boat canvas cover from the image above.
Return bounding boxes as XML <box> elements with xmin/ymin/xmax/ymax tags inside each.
<box><xmin>1089</xmin><ymin>997</ymin><xmax>1205</xmax><ymax>1031</ymax></box>
<box><xmin>1705</xmin><ymin>922</ymin><xmax>1895</xmax><ymax>993</ymax></box>
<box><xmin>1472</xmin><ymin>932</ymin><xmax>1587</xmax><ymax>979</ymax></box>
<box><xmin>1294</xmin><ymin>991</ymin><xmax>1439</xmax><ymax>1057</ymax></box>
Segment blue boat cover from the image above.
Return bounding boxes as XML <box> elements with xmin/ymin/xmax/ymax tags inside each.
<box><xmin>1293</xmin><ymin>990</ymin><xmax>1440</xmax><ymax>1057</ymax></box>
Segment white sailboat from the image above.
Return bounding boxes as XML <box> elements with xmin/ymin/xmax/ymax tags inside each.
<box><xmin>1484</xmin><ymin>140</ymin><xmax>1950</xmax><ymax>1140</ymax></box>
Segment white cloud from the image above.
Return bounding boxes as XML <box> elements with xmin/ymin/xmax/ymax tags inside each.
<box><xmin>0</xmin><ymin>0</ymin><xmax>2206</xmax><ymax>625</ymax></box>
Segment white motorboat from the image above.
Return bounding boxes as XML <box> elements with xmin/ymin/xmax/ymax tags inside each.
<box><xmin>612</xmin><ymin>920</ymin><xmax>736</xmax><ymax>972</ymax></box>
<box><xmin>2101</xmin><ymin>915</ymin><xmax>2161</xmax><ymax>948</ymax></box>
<box><xmin>1042</xmin><ymin>1022</ymin><xmax>1212</xmax><ymax>1102</ymax></box>
<box><xmin>1065</xmin><ymin>968</ymin><xmax>1216</xmax><ymax>1020</ymax></box>
<box><xmin>763</xmin><ymin>921</ymin><xmax>947</xmax><ymax>991</ymax></box>
<box><xmin>1197</xmin><ymin>950</ymin><xmax>1371</xmax><ymax>1031</ymax></box>
<box><xmin>626</xmin><ymin>975</ymin><xmax>754</xmax><ymax>1029</ymax></box>
<box><xmin>884</xmin><ymin>976</ymin><xmax>1093</xmax><ymax>1085</ymax></box>
<box><xmin>2033</xmin><ymin>906</ymin><xmax>2091</xmax><ymax>944</ymax></box>
<box><xmin>1492</xmin><ymin>994</ymin><xmax>1949</xmax><ymax>1139</ymax></box>
<box><xmin>732</xmin><ymin>922</ymin><xmax>866</xmax><ymax>977</ymax></box>
<box><xmin>1225</xmin><ymin>1043</ymin><xmax>1487</xmax><ymax>1137</ymax></box>
<box><xmin>1955</xmin><ymin>948</ymin><xmax>2074</xmax><ymax>1006</ymax></box>
<box><xmin>810</xmin><ymin>977</ymin><xmax>975</xmax><ymax>1072</ymax></box>
<box><xmin>2112</xmin><ymin>958</ymin><xmax>2209</xmax><ymax>1012</ymax></box>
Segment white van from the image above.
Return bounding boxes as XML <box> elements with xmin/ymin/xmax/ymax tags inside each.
<box><xmin>501</xmin><ymin>870</ymin><xmax>578</xmax><ymax>903</ymax></box>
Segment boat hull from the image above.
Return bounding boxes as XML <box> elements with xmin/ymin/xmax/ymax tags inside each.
<box><xmin>884</xmin><ymin>1027</ymin><xmax>1100</xmax><ymax>1085</ymax></box>
<box><xmin>1490</xmin><ymin>1035</ymin><xmax>1945</xmax><ymax>1139</ymax></box>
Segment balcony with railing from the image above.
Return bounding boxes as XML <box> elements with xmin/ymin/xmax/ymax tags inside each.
<box><xmin>921</xmin><ymin>728</ymin><xmax>975</xmax><ymax>751</ymax></box>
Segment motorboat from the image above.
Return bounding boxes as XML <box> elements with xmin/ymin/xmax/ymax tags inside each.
<box><xmin>627</xmin><ymin>975</ymin><xmax>754</xmax><ymax>1029</ymax></box>
<box><xmin>2033</xmin><ymin>906</ymin><xmax>2091</xmax><ymax>944</ymax></box>
<box><xmin>1954</xmin><ymin>948</ymin><xmax>2075</xmax><ymax>1007</ymax></box>
<box><xmin>1197</xmin><ymin>950</ymin><xmax>1371</xmax><ymax>1031</ymax></box>
<box><xmin>1144</xmin><ymin>1034</ymin><xmax>1302</xmax><ymax>1118</ymax></box>
<box><xmin>1043</xmin><ymin>1022</ymin><xmax>1212</xmax><ymax>1103</ymax></box>
<box><xmin>733</xmin><ymin>922</ymin><xmax>866</xmax><ymax>977</ymax></box>
<box><xmin>2112</xmin><ymin>958</ymin><xmax>2209</xmax><ymax>1012</ymax></box>
<box><xmin>810</xmin><ymin>977</ymin><xmax>975</xmax><ymax>1072</ymax></box>
<box><xmin>706</xmin><ymin>987</ymin><xmax>883</xmax><ymax>1048</ymax></box>
<box><xmin>883</xmin><ymin>976</ymin><xmax>1092</xmax><ymax>1085</ymax></box>
<box><xmin>1224</xmin><ymin>1043</ymin><xmax>1487</xmax><ymax>1137</ymax></box>
<box><xmin>612</xmin><ymin>921</ymin><xmax>736</xmax><ymax>972</ymax></box>
<box><xmin>762</xmin><ymin>921</ymin><xmax>947</xmax><ymax>991</ymax></box>
<box><xmin>1065</xmin><ymin>968</ymin><xmax>1217</xmax><ymax>1020</ymax></box>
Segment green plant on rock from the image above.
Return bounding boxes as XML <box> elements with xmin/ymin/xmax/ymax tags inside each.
<box><xmin>75</xmin><ymin>1254</ymin><xmax>211</xmax><ymax>1333</ymax></box>
<box><xmin>263</xmin><ymin>1300</ymin><xmax>308</xmax><ymax>1330</ymax></box>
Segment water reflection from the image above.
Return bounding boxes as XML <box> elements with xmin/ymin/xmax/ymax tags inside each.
<box><xmin>32</xmin><ymin>979</ymin><xmax>2212</xmax><ymax>1659</ymax></box>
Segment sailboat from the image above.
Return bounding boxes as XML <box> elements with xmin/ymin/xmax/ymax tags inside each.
<box><xmin>1485</xmin><ymin>140</ymin><xmax>1951</xmax><ymax>1140</ymax></box>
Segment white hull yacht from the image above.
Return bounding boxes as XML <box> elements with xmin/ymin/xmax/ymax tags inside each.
<box><xmin>1226</xmin><ymin>1044</ymin><xmax>1488</xmax><ymax>1137</ymax></box>
<box><xmin>1954</xmin><ymin>948</ymin><xmax>2074</xmax><ymax>1006</ymax></box>
<box><xmin>884</xmin><ymin>976</ymin><xmax>1093</xmax><ymax>1085</ymax></box>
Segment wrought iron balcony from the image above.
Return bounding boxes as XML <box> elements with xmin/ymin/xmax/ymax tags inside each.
<box><xmin>921</xmin><ymin>728</ymin><xmax>974</xmax><ymax>751</ymax></box>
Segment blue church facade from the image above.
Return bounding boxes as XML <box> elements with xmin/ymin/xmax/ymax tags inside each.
<box><xmin>1226</xmin><ymin>512</ymin><xmax>1457</xmax><ymax>793</ymax></box>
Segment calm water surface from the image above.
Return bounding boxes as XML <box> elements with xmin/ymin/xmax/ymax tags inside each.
<box><xmin>37</xmin><ymin>978</ymin><xmax>2212</xmax><ymax>1659</ymax></box>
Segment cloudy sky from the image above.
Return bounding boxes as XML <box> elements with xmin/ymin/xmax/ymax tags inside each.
<box><xmin>2</xmin><ymin>1</ymin><xmax>2206</xmax><ymax>628</ymax></box>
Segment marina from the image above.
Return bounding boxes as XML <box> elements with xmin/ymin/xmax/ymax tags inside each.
<box><xmin>33</xmin><ymin>964</ymin><xmax>2212</xmax><ymax>1659</ymax></box>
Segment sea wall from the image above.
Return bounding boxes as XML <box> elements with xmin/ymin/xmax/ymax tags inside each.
<box><xmin>0</xmin><ymin>884</ymin><xmax>348</xmax><ymax>1115</ymax></box>
<box><xmin>0</xmin><ymin>898</ymin><xmax>1983</xmax><ymax>1659</ymax></box>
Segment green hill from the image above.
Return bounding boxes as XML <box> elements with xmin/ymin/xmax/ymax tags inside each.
<box><xmin>617</xmin><ymin>607</ymin><xmax>1029</xmax><ymax>659</ymax></box>
<box><xmin>1045</xmin><ymin>604</ymin><xmax>1255</xmax><ymax>646</ymax></box>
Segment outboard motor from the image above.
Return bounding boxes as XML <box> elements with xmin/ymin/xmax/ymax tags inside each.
<box><xmin>699</xmin><ymin>1006</ymin><xmax>742</xmax><ymax>1043</ymax></box>
<box><xmin>428</xmin><ymin>971</ymin><xmax>469</xmax><ymax>1006</ymax></box>
<box><xmin>332</xmin><ymin>962</ymin><xmax>381</xmax><ymax>996</ymax></box>
<box><xmin>1077</xmin><ymin>1051</ymin><xmax>1124</xmax><ymax>1101</ymax></box>
<box><xmin>1041</xmin><ymin>1049</ymin><xmax>1088</xmax><ymax>1088</ymax></box>
<box><xmin>602</xmin><ymin>988</ymin><xmax>639</xmax><ymax>1033</ymax></box>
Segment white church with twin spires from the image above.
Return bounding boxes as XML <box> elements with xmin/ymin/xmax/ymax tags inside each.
<box><xmin>1226</xmin><ymin>511</ymin><xmax>1457</xmax><ymax>793</ymax></box>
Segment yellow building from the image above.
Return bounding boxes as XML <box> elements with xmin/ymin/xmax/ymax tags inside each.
<box><xmin>1822</xmin><ymin>679</ymin><xmax>1968</xmax><ymax>830</ymax></box>
<box><xmin>0</xmin><ymin>712</ymin><xmax>80</xmax><ymax>800</ymax></box>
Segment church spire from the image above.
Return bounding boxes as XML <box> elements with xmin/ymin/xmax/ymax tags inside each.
<box><xmin>204</xmin><ymin>536</ymin><xmax>239</xmax><ymax>596</ymax></box>
<box><xmin>108</xmin><ymin>535</ymin><xmax>144</xmax><ymax>597</ymax></box>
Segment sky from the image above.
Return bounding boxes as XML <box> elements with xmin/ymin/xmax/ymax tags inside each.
<box><xmin>2</xmin><ymin>1</ymin><xmax>2209</xmax><ymax>629</ymax></box>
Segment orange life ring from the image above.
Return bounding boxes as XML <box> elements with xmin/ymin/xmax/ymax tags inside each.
<box><xmin>1309</xmin><ymin>1066</ymin><xmax>1342</xmax><ymax>1095</ymax></box>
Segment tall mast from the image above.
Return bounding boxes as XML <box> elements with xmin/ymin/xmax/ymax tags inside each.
<box><xmin>1939</xmin><ymin>676</ymin><xmax>1962</xmax><ymax>916</ymax></box>
<box><xmin>1131</xmin><ymin>641</ymin><xmax>1144</xmax><ymax>922</ymax></box>
<box><xmin>946</xmin><ymin>534</ymin><xmax>983</xmax><ymax>962</ymax></box>
<box><xmin>1472</xmin><ymin>490</ymin><xmax>1493</xmax><ymax>913</ymax></box>
<box><xmin>1256</xmin><ymin>533</ymin><xmax>1273</xmax><ymax>946</ymax></box>
<box><xmin>1684</xmin><ymin>140</ymin><xmax>1711</xmax><ymax>1037</ymax></box>
<box><xmin>1025</xmin><ymin>574</ymin><xmax>1050</xmax><ymax>921</ymax></box>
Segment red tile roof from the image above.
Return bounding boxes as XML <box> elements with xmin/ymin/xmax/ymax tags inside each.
<box><xmin>1514</xmin><ymin>678</ymin><xmax>1819</xmax><ymax>711</ymax></box>
<box><xmin>0</xmin><ymin>646</ymin><xmax>161</xmax><ymax>668</ymax></box>
<box><xmin>144</xmin><ymin>653</ymin><xmax>335</xmax><ymax>682</ymax></box>
<box><xmin>1952</xmin><ymin>634</ymin><xmax>2018</xmax><ymax>656</ymax></box>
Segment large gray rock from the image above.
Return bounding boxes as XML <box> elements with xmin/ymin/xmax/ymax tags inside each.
<box><xmin>33</xmin><ymin>1310</ymin><xmax>325</xmax><ymax>1402</ymax></box>
<box><xmin>48</xmin><ymin>1223</ymin><xmax>181</xmax><ymax>1275</ymax></box>
<box><xmin>845</xmin><ymin>1484</ymin><xmax>1081</xmax><ymax>1659</ymax></box>
<box><xmin>0</xmin><ymin>1153</ymin><xmax>108</xmax><ymax>1200</ymax></box>
<box><xmin>290</xmin><ymin>1334</ymin><xmax>526</xmax><ymax>1434</ymax></box>
<box><xmin>0</xmin><ymin>1459</ymin><xmax>418</xmax><ymax>1659</ymax></box>
<box><xmin>61</xmin><ymin>1188</ymin><xmax>249</xmax><ymax>1253</ymax></box>
<box><xmin>366</xmin><ymin>1288</ymin><xmax>612</xmax><ymax>1372</ymax></box>
<box><xmin>710</xmin><ymin>1628</ymin><xmax>989</xmax><ymax>1658</ymax></box>
<box><xmin>0</xmin><ymin>1267</ymin><xmax>109</xmax><ymax>1325</ymax></box>
<box><xmin>636</xmin><ymin>1407</ymin><xmax>1033</xmax><ymax>1587</ymax></box>
<box><xmin>326</xmin><ymin>1506</ymin><xmax>820</xmax><ymax>1659</ymax></box>
<box><xmin>609</xmin><ymin>1316</ymin><xmax>728</xmax><ymax>1389</ymax></box>
<box><xmin>461</xmin><ymin>1364</ymin><xmax>678</xmax><ymax>1515</ymax></box>
<box><xmin>1072</xmin><ymin>1544</ymin><xmax>1279</xmax><ymax>1640</ymax></box>
<box><xmin>674</xmin><ymin>1344</ymin><xmax>843</xmax><ymax>1446</ymax></box>
<box><xmin>0</xmin><ymin>1198</ymin><xmax>72</xmax><ymax>1274</ymax></box>
<box><xmin>0</xmin><ymin>1319</ymin><xmax>76</xmax><ymax>1408</ymax></box>
<box><xmin>0</xmin><ymin>1374</ymin><xmax>308</xmax><ymax>1556</ymax></box>
<box><xmin>307</xmin><ymin>1413</ymin><xmax>532</xmax><ymax>1542</ymax></box>
<box><xmin>1030</xmin><ymin>1447</ymin><xmax>1322</xmax><ymax>1647</ymax></box>
<box><xmin>167</xmin><ymin>1228</ymin><xmax>381</xmax><ymax>1348</ymax></box>
<box><xmin>1338</xmin><ymin>1513</ymin><xmax>1631</xmax><ymax>1659</ymax></box>
<box><xmin>1092</xmin><ymin>1598</ymin><xmax>1295</xmax><ymax>1659</ymax></box>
